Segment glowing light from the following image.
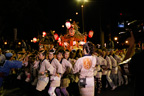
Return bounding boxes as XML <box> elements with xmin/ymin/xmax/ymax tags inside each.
<box><xmin>53</xmin><ymin>30</ymin><xmax>55</xmax><ymax>33</ymax></box>
<box><xmin>42</xmin><ymin>31</ymin><xmax>46</xmax><ymax>37</ymax></box>
<box><xmin>4</xmin><ymin>42</ymin><xmax>7</xmax><ymax>45</ymax></box>
<box><xmin>76</xmin><ymin>12</ymin><xmax>78</xmax><ymax>15</ymax></box>
<box><xmin>77</xmin><ymin>0</ymin><xmax>81</xmax><ymax>2</ymax></box>
<box><xmin>73</xmin><ymin>41</ymin><xmax>76</xmax><ymax>45</ymax></box>
<box><xmin>88</xmin><ymin>30</ymin><xmax>94</xmax><ymax>38</ymax></box>
<box><xmin>119</xmin><ymin>32</ymin><xmax>126</xmax><ymax>34</ymax></box>
<box><xmin>84</xmin><ymin>0</ymin><xmax>88</xmax><ymax>2</ymax></box>
<box><xmin>54</xmin><ymin>33</ymin><xmax>59</xmax><ymax>40</ymax></box>
<box><xmin>81</xmin><ymin>5</ymin><xmax>84</xmax><ymax>8</ymax></box>
<box><xmin>62</xmin><ymin>25</ymin><xmax>64</xmax><ymax>28</ymax></box>
<box><xmin>18</xmin><ymin>42</ymin><xmax>21</xmax><ymax>45</ymax></box>
<box><xmin>33</xmin><ymin>37</ymin><xmax>37</xmax><ymax>43</ymax></box>
<box><xmin>64</xmin><ymin>42</ymin><xmax>68</xmax><ymax>46</ymax></box>
<box><xmin>58</xmin><ymin>37</ymin><xmax>61</xmax><ymax>42</ymax></box>
<box><xmin>125</xmin><ymin>40</ymin><xmax>129</xmax><ymax>44</ymax></box>
<box><xmin>65</xmin><ymin>21</ymin><xmax>71</xmax><ymax>29</ymax></box>
<box><xmin>114</xmin><ymin>37</ymin><xmax>118</xmax><ymax>41</ymax></box>
<box><xmin>79</xmin><ymin>41</ymin><xmax>85</xmax><ymax>45</ymax></box>
<box><xmin>59</xmin><ymin>41</ymin><xmax>62</xmax><ymax>46</ymax></box>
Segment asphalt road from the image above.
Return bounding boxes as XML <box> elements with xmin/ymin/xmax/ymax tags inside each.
<box><xmin>1</xmin><ymin>75</ymin><xmax>135</xmax><ymax>96</ymax></box>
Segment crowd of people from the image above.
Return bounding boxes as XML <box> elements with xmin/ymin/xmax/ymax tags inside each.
<box><xmin>0</xmin><ymin>39</ymin><xmax>135</xmax><ymax>96</ymax></box>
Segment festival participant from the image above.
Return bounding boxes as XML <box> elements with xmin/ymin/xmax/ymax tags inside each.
<box><xmin>31</xmin><ymin>55</ymin><xmax>39</xmax><ymax>86</ymax></box>
<box><xmin>64</xmin><ymin>49</ymin><xmax>76</xmax><ymax>64</ymax></box>
<box><xmin>119</xmin><ymin>49</ymin><xmax>129</xmax><ymax>85</ymax></box>
<box><xmin>114</xmin><ymin>50</ymin><xmax>124</xmax><ymax>86</ymax></box>
<box><xmin>56</xmin><ymin>49</ymin><xmax>72</xmax><ymax>96</ymax></box>
<box><xmin>48</xmin><ymin>49</ymin><xmax>63</xmax><ymax>96</ymax></box>
<box><xmin>105</xmin><ymin>50</ymin><xmax>116</xmax><ymax>90</ymax></box>
<box><xmin>72</xmin><ymin>42</ymin><xmax>96</xmax><ymax>96</ymax></box>
<box><xmin>120</xmin><ymin>49</ymin><xmax>126</xmax><ymax>60</ymax></box>
<box><xmin>35</xmin><ymin>50</ymin><xmax>54</xmax><ymax>96</ymax></box>
<box><xmin>109</xmin><ymin>50</ymin><xmax>118</xmax><ymax>87</ymax></box>
<box><xmin>0</xmin><ymin>52</ymin><xmax>23</xmax><ymax>94</ymax></box>
<box><xmin>100</xmin><ymin>49</ymin><xmax>108</xmax><ymax>90</ymax></box>
<box><xmin>64</xmin><ymin>49</ymin><xmax>79</xmax><ymax>96</ymax></box>
<box><xmin>0</xmin><ymin>48</ymin><xmax>6</xmax><ymax>65</ymax></box>
<box><xmin>93</xmin><ymin>49</ymin><xmax>103</xmax><ymax>94</ymax></box>
<box><xmin>64</xmin><ymin>49</ymin><xmax>70</xmax><ymax>61</ymax></box>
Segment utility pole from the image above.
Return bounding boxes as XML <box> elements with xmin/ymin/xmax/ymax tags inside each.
<box><xmin>81</xmin><ymin>4</ymin><xmax>85</xmax><ymax>34</ymax></box>
<box><xmin>99</xmin><ymin>8</ymin><xmax>104</xmax><ymax>48</ymax></box>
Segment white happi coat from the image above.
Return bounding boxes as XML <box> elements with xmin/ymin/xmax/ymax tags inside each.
<box><xmin>99</xmin><ymin>56</ymin><xmax>107</xmax><ymax>75</ymax></box>
<box><xmin>61</xmin><ymin>59</ymin><xmax>72</xmax><ymax>74</ymax></box>
<box><xmin>106</xmin><ymin>56</ymin><xmax>112</xmax><ymax>70</ymax></box>
<box><xmin>114</xmin><ymin>54</ymin><xmax>123</xmax><ymax>64</ymax></box>
<box><xmin>110</xmin><ymin>55</ymin><xmax>118</xmax><ymax>74</ymax></box>
<box><xmin>94</xmin><ymin>56</ymin><xmax>102</xmax><ymax>78</ymax></box>
<box><xmin>49</xmin><ymin>58</ymin><xmax>63</xmax><ymax>87</ymax></box>
<box><xmin>72</xmin><ymin>55</ymin><xmax>96</xmax><ymax>96</ymax></box>
<box><xmin>60</xmin><ymin>59</ymin><xmax>72</xmax><ymax>87</ymax></box>
<box><xmin>36</xmin><ymin>59</ymin><xmax>54</xmax><ymax>91</ymax></box>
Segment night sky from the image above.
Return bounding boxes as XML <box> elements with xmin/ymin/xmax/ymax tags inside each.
<box><xmin>0</xmin><ymin>0</ymin><xmax>143</xmax><ymax>44</ymax></box>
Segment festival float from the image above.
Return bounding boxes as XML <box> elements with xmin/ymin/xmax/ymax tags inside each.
<box><xmin>35</xmin><ymin>20</ymin><xmax>94</xmax><ymax>51</ymax></box>
<box><xmin>60</xmin><ymin>21</ymin><xmax>88</xmax><ymax>51</ymax></box>
<box><xmin>38</xmin><ymin>30</ymin><xmax>56</xmax><ymax>51</ymax></box>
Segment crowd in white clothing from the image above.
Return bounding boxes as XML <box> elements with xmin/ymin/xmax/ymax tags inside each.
<box><xmin>0</xmin><ymin>45</ymin><xmax>131</xmax><ymax>96</ymax></box>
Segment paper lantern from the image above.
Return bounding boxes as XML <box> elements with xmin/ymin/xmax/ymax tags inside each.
<box><xmin>88</xmin><ymin>30</ymin><xmax>94</xmax><ymax>38</ymax></box>
<box><xmin>59</xmin><ymin>41</ymin><xmax>62</xmax><ymax>46</ymax></box>
<box><xmin>33</xmin><ymin>37</ymin><xmax>37</xmax><ymax>43</ymax></box>
<box><xmin>54</xmin><ymin>33</ymin><xmax>59</xmax><ymax>40</ymax></box>
<box><xmin>65</xmin><ymin>21</ymin><xmax>71</xmax><ymax>29</ymax></box>
<box><xmin>42</xmin><ymin>31</ymin><xmax>46</xmax><ymax>37</ymax></box>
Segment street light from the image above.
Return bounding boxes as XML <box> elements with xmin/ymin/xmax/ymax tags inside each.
<box><xmin>81</xmin><ymin>4</ymin><xmax>85</xmax><ymax>34</ymax></box>
<box><xmin>114</xmin><ymin>37</ymin><xmax>118</xmax><ymax>41</ymax></box>
<box><xmin>77</xmin><ymin>0</ymin><xmax>88</xmax><ymax>33</ymax></box>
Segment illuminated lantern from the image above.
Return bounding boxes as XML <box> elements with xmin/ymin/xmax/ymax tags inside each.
<box><xmin>33</xmin><ymin>37</ymin><xmax>37</xmax><ymax>43</ymax></box>
<box><xmin>54</xmin><ymin>33</ymin><xmax>59</xmax><ymax>40</ymax></box>
<box><xmin>42</xmin><ymin>31</ymin><xmax>46</xmax><ymax>37</ymax></box>
<box><xmin>69</xmin><ymin>28</ymin><xmax>75</xmax><ymax>36</ymax></box>
<box><xmin>88</xmin><ymin>30</ymin><xmax>94</xmax><ymax>38</ymax></box>
<box><xmin>65</xmin><ymin>21</ymin><xmax>71</xmax><ymax>29</ymax></box>
<box><xmin>59</xmin><ymin>41</ymin><xmax>62</xmax><ymax>46</ymax></box>
<box><xmin>4</xmin><ymin>42</ymin><xmax>7</xmax><ymax>45</ymax></box>
<box><xmin>73</xmin><ymin>41</ymin><xmax>76</xmax><ymax>45</ymax></box>
<box><xmin>18</xmin><ymin>42</ymin><xmax>21</xmax><ymax>45</ymax></box>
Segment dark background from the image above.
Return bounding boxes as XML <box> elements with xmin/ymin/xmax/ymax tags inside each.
<box><xmin>0</xmin><ymin>0</ymin><xmax>143</xmax><ymax>44</ymax></box>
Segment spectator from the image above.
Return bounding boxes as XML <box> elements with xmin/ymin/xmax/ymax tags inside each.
<box><xmin>0</xmin><ymin>48</ymin><xmax>6</xmax><ymax>66</ymax></box>
<box><xmin>0</xmin><ymin>52</ymin><xmax>23</xmax><ymax>93</ymax></box>
<box><xmin>21</xmin><ymin>40</ymin><xmax>27</xmax><ymax>51</ymax></box>
<box><xmin>107</xmin><ymin>38</ymin><xmax>114</xmax><ymax>49</ymax></box>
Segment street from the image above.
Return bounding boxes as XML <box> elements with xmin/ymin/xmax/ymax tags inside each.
<box><xmin>1</xmin><ymin>76</ymin><xmax>135</xmax><ymax>96</ymax></box>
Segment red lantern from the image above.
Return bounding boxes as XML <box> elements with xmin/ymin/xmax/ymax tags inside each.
<box><xmin>54</xmin><ymin>33</ymin><xmax>59</xmax><ymax>40</ymax></box>
<box><xmin>88</xmin><ymin>30</ymin><xmax>94</xmax><ymax>38</ymax></box>
<box><xmin>42</xmin><ymin>31</ymin><xmax>46</xmax><ymax>37</ymax></box>
<box><xmin>59</xmin><ymin>41</ymin><xmax>62</xmax><ymax>46</ymax></box>
<box><xmin>33</xmin><ymin>37</ymin><xmax>37</xmax><ymax>43</ymax></box>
